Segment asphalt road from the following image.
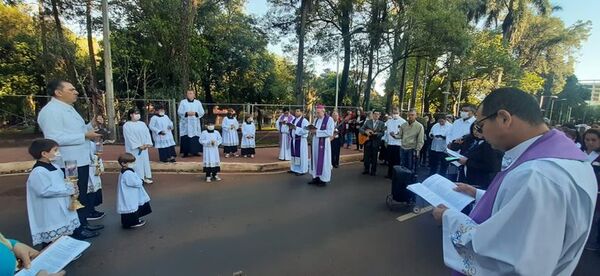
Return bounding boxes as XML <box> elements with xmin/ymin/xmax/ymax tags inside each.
<box><xmin>0</xmin><ymin>163</ymin><xmax>597</xmax><ymax>275</ymax></box>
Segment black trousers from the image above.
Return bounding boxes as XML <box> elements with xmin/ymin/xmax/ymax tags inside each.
<box><xmin>363</xmin><ymin>141</ymin><xmax>379</xmax><ymax>173</ymax></box>
<box><xmin>355</xmin><ymin>131</ymin><xmax>363</xmax><ymax>150</ymax></box>
<box><xmin>387</xmin><ymin>145</ymin><xmax>401</xmax><ymax>177</ymax></box>
<box><xmin>121</xmin><ymin>202</ymin><xmax>152</xmax><ymax>228</ymax></box>
<box><xmin>180</xmin><ymin>136</ymin><xmax>202</xmax><ymax>155</ymax></box>
<box><xmin>429</xmin><ymin>150</ymin><xmax>449</xmax><ymax>177</ymax></box>
<box><xmin>63</xmin><ymin>166</ymin><xmax>90</xmax><ymax>227</ymax></box>
<box><xmin>204</xmin><ymin>166</ymin><xmax>220</xmax><ymax>177</ymax></box>
<box><xmin>331</xmin><ymin>137</ymin><xmax>341</xmax><ymax>167</ymax></box>
<box><xmin>158</xmin><ymin>146</ymin><xmax>177</xmax><ymax>162</ymax></box>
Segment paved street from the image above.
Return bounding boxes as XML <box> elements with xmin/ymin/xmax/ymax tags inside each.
<box><xmin>1</xmin><ymin>163</ymin><xmax>598</xmax><ymax>275</ymax></box>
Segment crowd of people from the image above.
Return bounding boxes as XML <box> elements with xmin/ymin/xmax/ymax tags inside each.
<box><xmin>2</xmin><ymin>81</ymin><xmax>599</xmax><ymax>275</ymax></box>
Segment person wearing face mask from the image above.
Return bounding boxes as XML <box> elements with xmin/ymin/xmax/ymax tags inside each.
<box><xmin>123</xmin><ymin>109</ymin><xmax>154</xmax><ymax>184</ymax></box>
<box><xmin>149</xmin><ymin>104</ymin><xmax>177</xmax><ymax>163</ymax></box>
<box><xmin>241</xmin><ymin>114</ymin><xmax>256</xmax><ymax>158</ymax></box>
<box><xmin>26</xmin><ymin>139</ymin><xmax>83</xmax><ymax>247</ymax></box>
<box><xmin>199</xmin><ymin>119</ymin><xmax>223</xmax><ymax>182</ymax></box>
<box><xmin>384</xmin><ymin>108</ymin><xmax>407</xmax><ymax>178</ymax></box>
<box><xmin>456</xmin><ymin>124</ymin><xmax>503</xmax><ymax>190</ymax></box>
<box><xmin>116</xmin><ymin>153</ymin><xmax>152</xmax><ymax>229</ymax></box>
<box><xmin>178</xmin><ymin>90</ymin><xmax>205</xmax><ymax>157</ymax></box>
<box><xmin>222</xmin><ymin>108</ymin><xmax>240</xmax><ymax>158</ymax></box>
<box><xmin>429</xmin><ymin>115</ymin><xmax>451</xmax><ymax>177</ymax></box>
<box><xmin>445</xmin><ymin>104</ymin><xmax>477</xmax><ymax>148</ymax></box>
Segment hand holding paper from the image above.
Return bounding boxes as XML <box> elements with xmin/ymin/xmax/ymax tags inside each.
<box><xmin>407</xmin><ymin>174</ymin><xmax>474</xmax><ymax>211</ymax></box>
<box><xmin>15</xmin><ymin>236</ymin><xmax>90</xmax><ymax>276</ymax></box>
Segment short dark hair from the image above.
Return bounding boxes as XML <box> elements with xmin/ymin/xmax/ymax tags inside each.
<box><xmin>127</xmin><ymin>108</ymin><xmax>139</xmax><ymax>119</ymax></box>
<box><xmin>154</xmin><ymin>104</ymin><xmax>164</xmax><ymax>110</ymax></box>
<box><xmin>46</xmin><ymin>80</ymin><xmax>65</xmax><ymax>96</ymax></box>
<box><xmin>480</xmin><ymin>87</ymin><xmax>544</xmax><ymax>125</ymax></box>
<box><xmin>118</xmin><ymin>153</ymin><xmax>136</xmax><ymax>167</ymax></box>
<box><xmin>283</xmin><ymin>107</ymin><xmax>289</xmax><ymax>112</ymax></box>
<box><xmin>28</xmin><ymin>139</ymin><xmax>59</xmax><ymax>159</ymax></box>
<box><xmin>461</xmin><ymin>104</ymin><xmax>476</xmax><ymax>113</ymax></box>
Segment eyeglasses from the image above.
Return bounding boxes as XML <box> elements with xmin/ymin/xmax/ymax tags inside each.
<box><xmin>474</xmin><ymin>112</ymin><xmax>498</xmax><ymax>133</ymax></box>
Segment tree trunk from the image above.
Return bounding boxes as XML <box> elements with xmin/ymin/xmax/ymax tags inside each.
<box><xmin>410</xmin><ymin>58</ymin><xmax>421</xmax><ymax>110</ymax></box>
<box><xmin>294</xmin><ymin>0</ymin><xmax>310</xmax><ymax>106</ymax></box>
<box><xmin>338</xmin><ymin>0</ymin><xmax>352</xmax><ymax>106</ymax></box>
<box><xmin>50</xmin><ymin>0</ymin><xmax>77</xmax><ymax>84</ymax></box>
<box><xmin>420</xmin><ymin>60</ymin><xmax>429</xmax><ymax>114</ymax></box>
<box><xmin>179</xmin><ymin>0</ymin><xmax>199</xmax><ymax>95</ymax></box>
<box><xmin>86</xmin><ymin>0</ymin><xmax>105</xmax><ymax>117</ymax></box>
<box><xmin>398</xmin><ymin>37</ymin><xmax>409</xmax><ymax>111</ymax></box>
<box><xmin>362</xmin><ymin>46</ymin><xmax>375</xmax><ymax>110</ymax></box>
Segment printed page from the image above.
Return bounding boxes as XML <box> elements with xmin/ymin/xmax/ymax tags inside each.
<box><xmin>16</xmin><ymin>236</ymin><xmax>90</xmax><ymax>276</ymax></box>
<box><xmin>408</xmin><ymin>174</ymin><xmax>474</xmax><ymax>210</ymax></box>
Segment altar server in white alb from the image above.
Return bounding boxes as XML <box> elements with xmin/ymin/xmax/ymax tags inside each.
<box><xmin>308</xmin><ymin>105</ymin><xmax>335</xmax><ymax>186</ymax></box>
<box><xmin>26</xmin><ymin>139</ymin><xmax>80</xmax><ymax>246</ymax></box>
<box><xmin>149</xmin><ymin>104</ymin><xmax>177</xmax><ymax>163</ymax></box>
<box><xmin>241</xmin><ymin>114</ymin><xmax>256</xmax><ymax>158</ymax></box>
<box><xmin>433</xmin><ymin>88</ymin><xmax>597</xmax><ymax>276</ymax></box>
<box><xmin>221</xmin><ymin>108</ymin><xmax>240</xmax><ymax>158</ymax></box>
<box><xmin>87</xmin><ymin>139</ymin><xmax>105</xmax><ymax>221</ymax></box>
<box><xmin>199</xmin><ymin>120</ymin><xmax>222</xmax><ymax>182</ymax></box>
<box><xmin>289</xmin><ymin>109</ymin><xmax>310</xmax><ymax>175</ymax></box>
<box><xmin>276</xmin><ymin>108</ymin><xmax>294</xmax><ymax>160</ymax></box>
<box><xmin>123</xmin><ymin>109</ymin><xmax>154</xmax><ymax>184</ymax></box>
<box><xmin>116</xmin><ymin>153</ymin><xmax>152</xmax><ymax>229</ymax></box>
<box><xmin>178</xmin><ymin>90</ymin><xmax>205</xmax><ymax>157</ymax></box>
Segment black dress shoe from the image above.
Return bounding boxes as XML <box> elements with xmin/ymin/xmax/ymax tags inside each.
<box><xmin>72</xmin><ymin>229</ymin><xmax>99</xmax><ymax>240</ymax></box>
<box><xmin>316</xmin><ymin>182</ymin><xmax>327</xmax><ymax>187</ymax></box>
<box><xmin>85</xmin><ymin>224</ymin><xmax>105</xmax><ymax>231</ymax></box>
<box><xmin>362</xmin><ymin>171</ymin><xmax>369</xmax><ymax>175</ymax></box>
<box><xmin>333</xmin><ymin>165</ymin><xmax>339</xmax><ymax>168</ymax></box>
<box><xmin>384</xmin><ymin>175</ymin><xmax>391</xmax><ymax>179</ymax></box>
<box><xmin>370</xmin><ymin>172</ymin><xmax>376</xmax><ymax>176</ymax></box>
<box><xmin>87</xmin><ymin>211</ymin><xmax>105</xmax><ymax>221</ymax></box>
<box><xmin>308</xmin><ymin>178</ymin><xmax>318</xmax><ymax>185</ymax></box>
<box><xmin>287</xmin><ymin>170</ymin><xmax>295</xmax><ymax>174</ymax></box>
<box><xmin>295</xmin><ymin>173</ymin><xmax>305</xmax><ymax>176</ymax></box>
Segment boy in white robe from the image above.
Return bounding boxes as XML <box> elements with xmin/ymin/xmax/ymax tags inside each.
<box><xmin>289</xmin><ymin>109</ymin><xmax>310</xmax><ymax>175</ymax></box>
<box><xmin>178</xmin><ymin>90</ymin><xmax>205</xmax><ymax>157</ymax></box>
<box><xmin>26</xmin><ymin>139</ymin><xmax>80</xmax><ymax>246</ymax></box>
<box><xmin>123</xmin><ymin>109</ymin><xmax>154</xmax><ymax>184</ymax></box>
<box><xmin>222</xmin><ymin>109</ymin><xmax>240</xmax><ymax>158</ymax></box>
<box><xmin>241</xmin><ymin>114</ymin><xmax>256</xmax><ymax>158</ymax></box>
<box><xmin>117</xmin><ymin>153</ymin><xmax>152</xmax><ymax>229</ymax></box>
<box><xmin>199</xmin><ymin>120</ymin><xmax>222</xmax><ymax>182</ymax></box>
<box><xmin>149</xmin><ymin>104</ymin><xmax>177</xmax><ymax>163</ymax></box>
<box><xmin>433</xmin><ymin>88</ymin><xmax>597</xmax><ymax>276</ymax></box>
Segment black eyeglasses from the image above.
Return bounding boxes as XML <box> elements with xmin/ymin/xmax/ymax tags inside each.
<box><xmin>474</xmin><ymin>112</ymin><xmax>498</xmax><ymax>133</ymax></box>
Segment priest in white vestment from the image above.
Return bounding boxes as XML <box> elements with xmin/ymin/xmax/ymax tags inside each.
<box><xmin>123</xmin><ymin>109</ymin><xmax>154</xmax><ymax>184</ymax></box>
<box><xmin>308</xmin><ymin>105</ymin><xmax>335</xmax><ymax>186</ymax></box>
<box><xmin>289</xmin><ymin>109</ymin><xmax>309</xmax><ymax>175</ymax></box>
<box><xmin>433</xmin><ymin>88</ymin><xmax>597</xmax><ymax>276</ymax></box>
<box><xmin>276</xmin><ymin>108</ymin><xmax>294</xmax><ymax>160</ymax></box>
<box><xmin>178</xmin><ymin>90</ymin><xmax>205</xmax><ymax>157</ymax></box>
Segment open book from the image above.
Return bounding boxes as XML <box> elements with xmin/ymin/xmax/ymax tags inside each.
<box><xmin>445</xmin><ymin>149</ymin><xmax>465</xmax><ymax>167</ymax></box>
<box><xmin>16</xmin><ymin>236</ymin><xmax>90</xmax><ymax>276</ymax></box>
<box><xmin>407</xmin><ymin>174</ymin><xmax>474</xmax><ymax>211</ymax></box>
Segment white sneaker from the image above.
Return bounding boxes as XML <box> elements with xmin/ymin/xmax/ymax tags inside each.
<box><xmin>213</xmin><ymin>175</ymin><xmax>222</xmax><ymax>181</ymax></box>
<box><xmin>206</xmin><ymin>177</ymin><xmax>212</xmax><ymax>183</ymax></box>
<box><xmin>143</xmin><ymin>178</ymin><xmax>153</xmax><ymax>184</ymax></box>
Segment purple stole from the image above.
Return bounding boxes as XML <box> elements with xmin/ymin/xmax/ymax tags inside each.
<box><xmin>291</xmin><ymin>117</ymin><xmax>304</xmax><ymax>158</ymax></box>
<box><xmin>315</xmin><ymin>115</ymin><xmax>331</xmax><ymax>175</ymax></box>
<box><xmin>452</xmin><ymin>130</ymin><xmax>587</xmax><ymax>276</ymax></box>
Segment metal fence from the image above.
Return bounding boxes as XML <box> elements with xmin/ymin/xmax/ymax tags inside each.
<box><xmin>0</xmin><ymin>95</ymin><xmax>361</xmax><ymax>146</ymax></box>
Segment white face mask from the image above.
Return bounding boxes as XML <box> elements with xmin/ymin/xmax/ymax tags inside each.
<box><xmin>49</xmin><ymin>151</ymin><xmax>61</xmax><ymax>161</ymax></box>
<box><xmin>392</xmin><ymin>114</ymin><xmax>400</xmax><ymax>120</ymax></box>
<box><xmin>158</xmin><ymin>111</ymin><xmax>165</xmax><ymax>116</ymax></box>
<box><xmin>132</xmin><ymin>114</ymin><xmax>141</xmax><ymax>121</ymax></box>
<box><xmin>248</xmin><ymin>119</ymin><xmax>253</xmax><ymax>123</ymax></box>
<box><xmin>460</xmin><ymin>111</ymin><xmax>470</xmax><ymax>119</ymax></box>
<box><xmin>127</xmin><ymin>162</ymin><xmax>136</xmax><ymax>169</ymax></box>
<box><xmin>207</xmin><ymin>125</ymin><xmax>215</xmax><ymax>131</ymax></box>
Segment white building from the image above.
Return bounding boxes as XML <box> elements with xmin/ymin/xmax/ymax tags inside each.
<box><xmin>580</xmin><ymin>80</ymin><xmax>600</xmax><ymax>106</ymax></box>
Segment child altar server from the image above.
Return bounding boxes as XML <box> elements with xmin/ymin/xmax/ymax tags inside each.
<box><xmin>221</xmin><ymin>109</ymin><xmax>240</xmax><ymax>158</ymax></box>
<box><xmin>116</xmin><ymin>153</ymin><xmax>152</xmax><ymax>229</ymax></box>
<box><xmin>149</xmin><ymin>104</ymin><xmax>177</xmax><ymax>163</ymax></box>
<box><xmin>241</xmin><ymin>114</ymin><xmax>256</xmax><ymax>158</ymax></box>
<box><xmin>123</xmin><ymin>109</ymin><xmax>154</xmax><ymax>184</ymax></box>
<box><xmin>199</xmin><ymin>120</ymin><xmax>222</xmax><ymax>182</ymax></box>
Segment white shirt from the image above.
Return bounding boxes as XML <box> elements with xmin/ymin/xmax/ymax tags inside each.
<box><xmin>38</xmin><ymin>98</ymin><xmax>91</xmax><ymax>167</ymax></box>
<box><xmin>123</xmin><ymin>121</ymin><xmax>153</xmax><ymax>152</ymax></box>
<box><xmin>117</xmin><ymin>169</ymin><xmax>150</xmax><ymax>214</ymax></box>
<box><xmin>385</xmin><ymin>117</ymin><xmax>407</xmax><ymax>146</ymax></box>
<box><xmin>586</xmin><ymin>151</ymin><xmax>599</xmax><ymax>162</ymax></box>
<box><xmin>442</xmin><ymin>135</ymin><xmax>598</xmax><ymax>275</ymax></box>
<box><xmin>429</xmin><ymin>122</ymin><xmax>452</xmax><ymax>152</ymax></box>
<box><xmin>148</xmin><ymin>115</ymin><xmax>176</xmax><ymax>148</ymax></box>
<box><xmin>446</xmin><ymin>116</ymin><xmax>476</xmax><ymax>146</ymax></box>
<box><xmin>178</xmin><ymin>99</ymin><xmax>205</xmax><ymax>137</ymax></box>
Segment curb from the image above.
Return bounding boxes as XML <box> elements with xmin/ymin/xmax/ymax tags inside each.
<box><xmin>0</xmin><ymin>153</ymin><xmax>363</xmax><ymax>175</ymax></box>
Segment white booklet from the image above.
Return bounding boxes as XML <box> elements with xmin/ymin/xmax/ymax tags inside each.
<box><xmin>407</xmin><ymin>174</ymin><xmax>474</xmax><ymax>211</ymax></box>
<box><xmin>446</xmin><ymin>149</ymin><xmax>464</xmax><ymax>167</ymax></box>
<box><xmin>16</xmin><ymin>236</ymin><xmax>90</xmax><ymax>276</ymax></box>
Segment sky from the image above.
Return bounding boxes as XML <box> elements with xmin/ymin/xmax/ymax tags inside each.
<box><xmin>245</xmin><ymin>0</ymin><xmax>600</xmax><ymax>82</ymax></box>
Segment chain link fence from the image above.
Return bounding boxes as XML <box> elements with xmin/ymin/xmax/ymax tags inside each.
<box><xmin>0</xmin><ymin>95</ymin><xmax>360</xmax><ymax>147</ymax></box>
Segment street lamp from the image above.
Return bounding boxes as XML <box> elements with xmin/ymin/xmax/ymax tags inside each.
<box><xmin>539</xmin><ymin>95</ymin><xmax>557</xmax><ymax>117</ymax></box>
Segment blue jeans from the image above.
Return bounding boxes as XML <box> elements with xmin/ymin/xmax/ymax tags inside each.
<box><xmin>400</xmin><ymin>148</ymin><xmax>416</xmax><ymax>171</ymax></box>
<box><xmin>344</xmin><ymin>133</ymin><xmax>353</xmax><ymax>146</ymax></box>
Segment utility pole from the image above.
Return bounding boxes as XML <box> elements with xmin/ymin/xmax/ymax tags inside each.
<box><xmin>102</xmin><ymin>0</ymin><xmax>116</xmax><ymax>140</ymax></box>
